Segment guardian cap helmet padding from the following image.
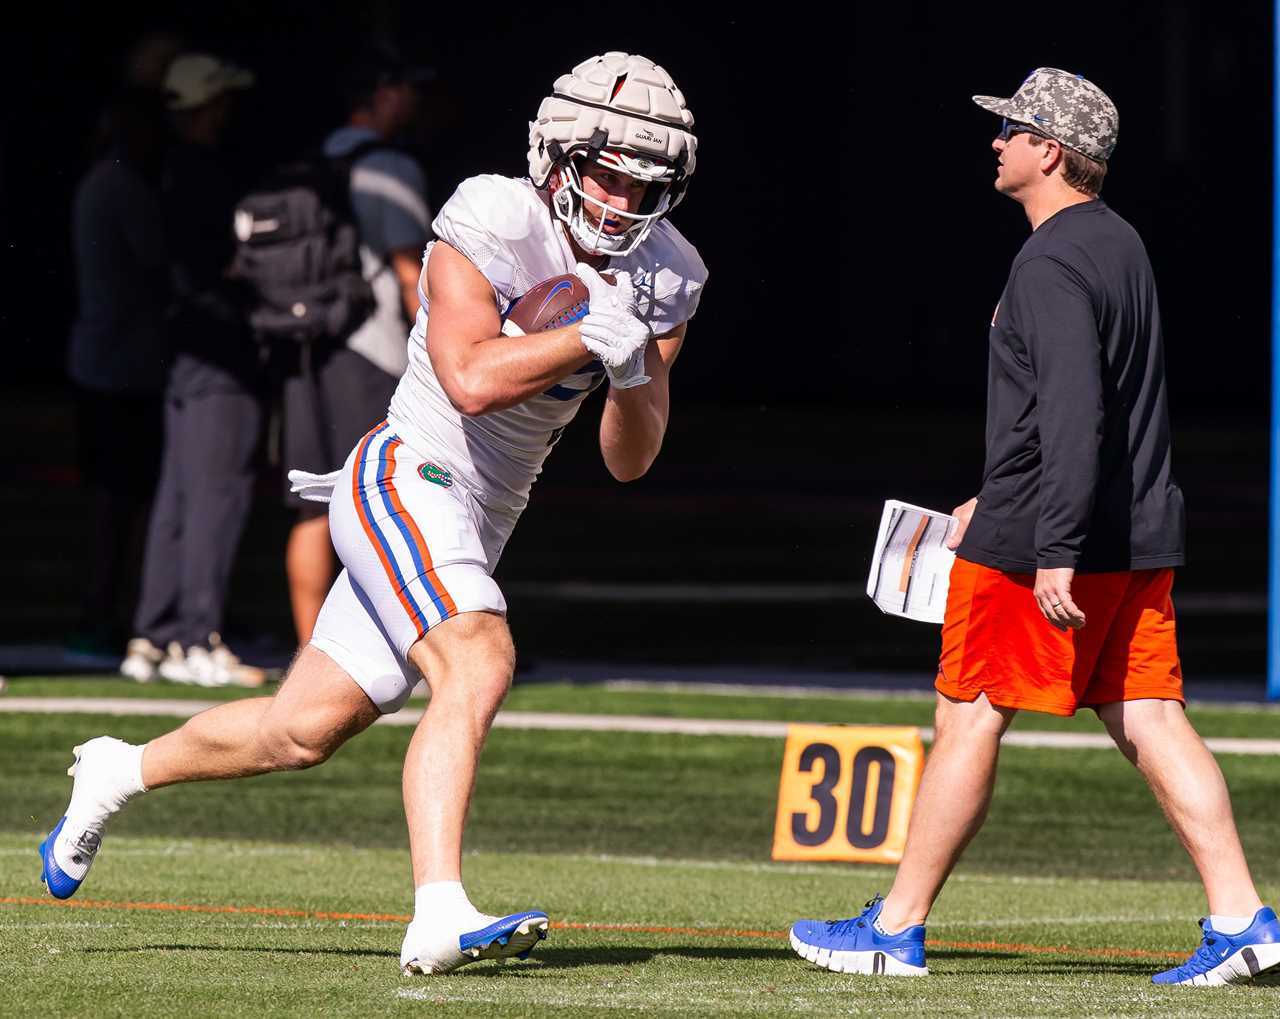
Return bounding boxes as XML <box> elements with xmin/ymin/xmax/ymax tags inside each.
<box><xmin>527</xmin><ymin>52</ymin><xmax>697</xmax><ymax>256</ymax></box>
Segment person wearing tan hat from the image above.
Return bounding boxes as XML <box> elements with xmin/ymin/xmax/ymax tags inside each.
<box><xmin>790</xmin><ymin>68</ymin><xmax>1279</xmax><ymax>986</ymax></box>
<box><xmin>165</xmin><ymin>53</ymin><xmax>254</xmax><ymax>109</ymax></box>
<box><xmin>163</xmin><ymin>52</ymin><xmax>254</xmax><ymax>143</ymax></box>
<box><xmin>121</xmin><ymin>52</ymin><xmax>266</xmax><ymax>690</ymax></box>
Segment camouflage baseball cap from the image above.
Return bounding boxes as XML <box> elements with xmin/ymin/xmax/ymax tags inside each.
<box><xmin>973</xmin><ymin>67</ymin><xmax>1118</xmax><ymax>162</ymax></box>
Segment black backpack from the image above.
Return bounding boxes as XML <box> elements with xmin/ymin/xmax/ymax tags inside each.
<box><xmin>229</xmin><ymin>140</ymin><xmax>385</xmax><ymax>348</ymax></box>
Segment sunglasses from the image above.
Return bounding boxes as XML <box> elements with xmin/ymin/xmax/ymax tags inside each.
<box><xmin>998</xmin><ymin>117</ymin><xmax>1049</xmax><ymax>142</ymax></box>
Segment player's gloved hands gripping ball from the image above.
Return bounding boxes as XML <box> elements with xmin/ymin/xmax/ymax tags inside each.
<box><xmin>575</xmin><ymin>262</ymin><xmax>651</xmax><ymax>389</ymax></box>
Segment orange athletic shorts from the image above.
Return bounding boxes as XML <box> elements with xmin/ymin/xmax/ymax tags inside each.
<box><xmin>934</xmin><ymin>558</ymin><xmax>1184</xmax><ymax>716</ymax></box>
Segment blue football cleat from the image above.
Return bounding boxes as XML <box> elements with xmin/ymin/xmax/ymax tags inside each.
<box><xmin>790</xmin><ymin>895</ymin><xmax>928</xmax><ymax>975</ymax></box>
<box><xmin>459</xmin><ymin>911</ymin><xmax>550</xmax><ymax>960</ymax></box>
<box><xmin>39</xmin><ymin>815</ymin><xmax>100</xmax><ymax>900</ymax></box>
<box><xmin>1152</xmin><ymin>908</ymin><xmax>1280</xmax><ymax>986</ymax></box>
<box><xmin>401</xmin><ymin>909</ymin><xmax>550</xmax><ymax>974</ymax></box>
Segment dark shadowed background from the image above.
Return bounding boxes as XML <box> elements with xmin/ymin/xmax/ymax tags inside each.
<box><xmin>1</xmin><ymin>1</ymin><xmax>1272</xmax><ymax>682</ymax></box>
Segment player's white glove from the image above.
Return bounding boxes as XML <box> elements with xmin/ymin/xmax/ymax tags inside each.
<box><xmin>575</xmin><ymin>262</ymin><xmax>651</xmax><ymax>389</ymax></box>
<box><xmin>608</xmin><ymin>346</ymin><xmax>650</xmax><ymax>391</ymax></box>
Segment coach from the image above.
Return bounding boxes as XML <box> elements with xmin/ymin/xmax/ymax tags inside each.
<box><xmin>790</xmin><ymin>67</ymin><xmax>1278</xmax><ymax>985</ymax></box>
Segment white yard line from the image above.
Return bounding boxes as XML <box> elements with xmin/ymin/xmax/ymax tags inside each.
<box><xmin>3</xmin><ymin>696</ymin><xmax>1280</xmax><ymax>755</ymax></box>
<box><xmin>0</xmin><ymin>697</ymin><xmax>218</xmax><ymax>718</ymax></box>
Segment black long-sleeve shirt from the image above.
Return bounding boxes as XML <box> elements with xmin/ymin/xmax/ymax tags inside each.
<box><xmin>957</xmin><ymin>199</ymin><xmax>1185</xmax><ymax>575</ymax></box>
<box><xmin>163</xmin><ymin>140</ymin><xmax>260</xmax><ymax>394</ymax></box>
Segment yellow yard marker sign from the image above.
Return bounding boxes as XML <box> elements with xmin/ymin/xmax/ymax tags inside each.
<box><xmin>772</xmin><ymin>724</ymin><xmax>924</xmax><ymax>863</ymax></box>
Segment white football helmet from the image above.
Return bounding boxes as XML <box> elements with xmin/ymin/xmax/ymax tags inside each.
<box><xmin>528</xmin><ymin>52</ymin><xmax>696</xmax><ymax>257</ymax></box>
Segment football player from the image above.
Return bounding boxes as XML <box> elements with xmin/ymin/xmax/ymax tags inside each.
<box><xmin>39</xmin><ymin>51</ymin><xmax>707</xmax><ymax>976</ymax></box>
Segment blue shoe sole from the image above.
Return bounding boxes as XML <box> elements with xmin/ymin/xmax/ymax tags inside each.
<box><xmin>39</xmin><ymin>816</ymin><xmax>83</xmax><ymax>900</ymax></box>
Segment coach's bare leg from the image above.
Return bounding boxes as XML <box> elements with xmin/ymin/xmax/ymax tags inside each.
<box><xmin>141</xmin><ymin>644</ymin><xmax>380</xmax><ymax>788</ymax></box>
<box><xmin>877</xmin><ymin>692</ymin><xmax>1017</xmax><ymax>932</ymax></box>
<box><xmin>402</xmin><ymin>611</ymin><xmax>514</xmax><ymax>885</ymax></box>
<box><xmin>286</xmin><ymin>513</ymin><xmax>336</xmax><ymax>646</ymax></box>
<box><xmin>1099</xmin><ymin>698</ymin><xmax>1262</xmax><ymax>917</ymax></box>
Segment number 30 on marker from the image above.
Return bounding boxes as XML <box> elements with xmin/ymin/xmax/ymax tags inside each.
<box><xmin>771</xmin><ymin>725</ymin><xmax>924</xmax><ymax>863</ymax></box>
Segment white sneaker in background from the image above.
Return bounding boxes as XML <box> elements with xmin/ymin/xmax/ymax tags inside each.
<box><xmin>157</xmin><ymin>642</ymin><xmax>197</xmax><ymax>685</ymax></box>
<box><xmin>182</xmin><ymin>645</ymin><xmax>233</xmax><ymax>688</ymax></box>
<box><xmin>119</xmin><ymin>638</ymin><xmax>163</xmax><ymax>683</ymax></box>
<box><xmin>207</xmin><ymin>632</ymin><xmax>267</xmax><ymax>688</ymax></box>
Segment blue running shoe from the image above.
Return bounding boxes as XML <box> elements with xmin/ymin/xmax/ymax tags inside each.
<box><xmin>401</xmin><ymin>910</ymin><xmax>550</xmax><ymax>974</ymax></box>
<box><xmin>1153</xmin><ymin>908</ymin><xmax>1280</xmax><ymax>986</ymax></box>
<box><xmin>790</xmin><ymin>895</ymin><xmax>928</xmax><ymax>976</ymax></box>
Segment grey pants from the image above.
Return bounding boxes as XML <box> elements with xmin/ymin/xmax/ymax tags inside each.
<box><xmin>133</xmin><ymin>358</ymin><xmax>263</xmax><ymax>649</ymax></box>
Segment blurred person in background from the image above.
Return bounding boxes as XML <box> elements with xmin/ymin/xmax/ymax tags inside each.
<box><xmin>65</xmin><ymin>85</ymin><xmax>169</xmax><ymax>655</ymax></box>
<box><xmin>282</xmin><ymin>42</ymin><xmax>434</xmax><ymax>646</ymax></box>
<box><xmin>119</xmin><ymin>53</ymin><xmax>265</xmax><ymax>689</ymax></box>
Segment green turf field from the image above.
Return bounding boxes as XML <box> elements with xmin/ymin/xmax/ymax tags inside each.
<box><xmin>3</xmin><ymin>681</ymin><xmax>1279</xmax><ymax>1016</ymax></box>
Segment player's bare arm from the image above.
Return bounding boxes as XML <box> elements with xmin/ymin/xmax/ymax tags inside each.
<box><xmin>423</xmin><ymin>240</ymin><xmax>595</xmax><ymax>415</ymax></box>
<box><xmin>599</xmin><ymin>323</ymin><xmax>685</xmax><ymax>481</ymax></box>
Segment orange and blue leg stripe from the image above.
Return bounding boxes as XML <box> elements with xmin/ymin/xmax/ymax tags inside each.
<box><xmin>351</xmin><ymin>422</ymin><xmax>457</xmax><ymax>638</ymax></box>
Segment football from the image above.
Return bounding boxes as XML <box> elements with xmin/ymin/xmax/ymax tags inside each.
<box><xmin>501</xmin><ymin>273</ymin><xmax>610</xmax><ymax>336</ymax></box>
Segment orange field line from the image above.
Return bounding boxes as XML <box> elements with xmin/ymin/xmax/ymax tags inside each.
<box><xmin>0</xmin><ymin>896</ymin><xmax>1184</xmax><ymax>961</ymax></box>
<box><xmin>1</xmin><ymin>895</ymin><xmax>410</xmax><ymax>924</ymax></box>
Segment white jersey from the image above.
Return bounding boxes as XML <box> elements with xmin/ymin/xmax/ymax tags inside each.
<box><xmin>386</xmin><ymin>173</ymin><xmax>707</xmax><ymax>531</ymax></box>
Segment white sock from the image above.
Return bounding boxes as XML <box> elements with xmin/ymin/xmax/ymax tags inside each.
<box><xmin>52</xmin><ymin>739</ymin><xmax>147</xmax><ymax>879</ymax></box>
<box><xmin>1209</xmin><ymin>913</ymin><xmax>1255</xmax><ymax>936</ymax></box>
<box><xmin>414</xmin><ymin>881</ymin><xmax>480</xmax><ymax>922</ymax></box>
<box><xmin>65</xmin><ymin>739</ymin><xmax>147</xmax><ymax>828</ymax></box>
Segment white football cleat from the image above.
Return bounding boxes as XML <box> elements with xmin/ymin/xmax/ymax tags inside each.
<box><xmin>38</xmin><ymin>737</ymin><xmax>146</xmax><ymax>899</ymax></box>
<box><xmin>400</xmin><ymin>910</ymin><xmax>550</xmax><ymax>975</ymax></box>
